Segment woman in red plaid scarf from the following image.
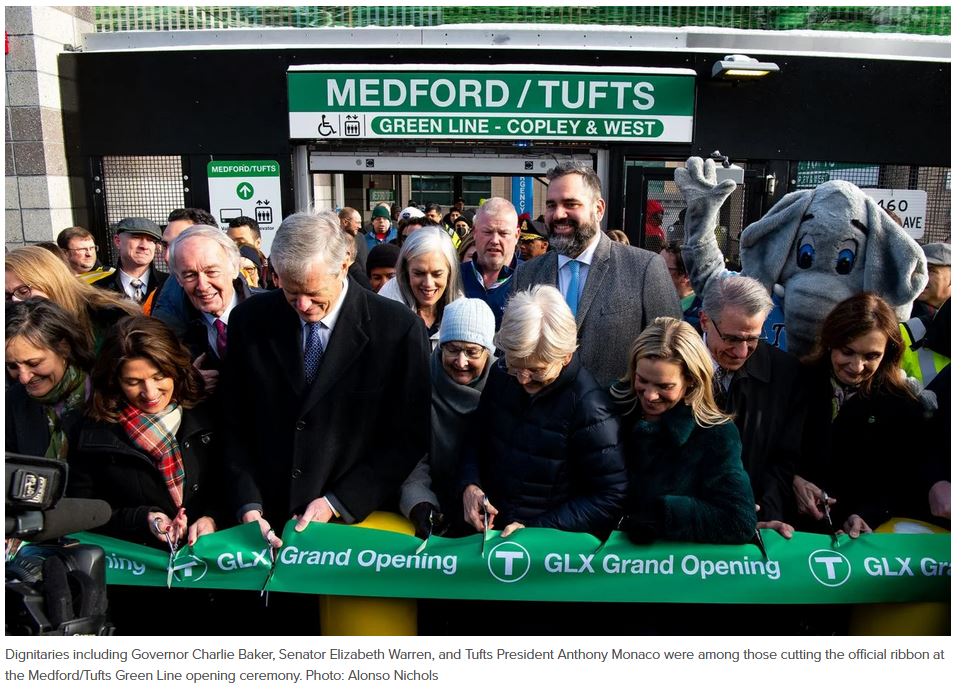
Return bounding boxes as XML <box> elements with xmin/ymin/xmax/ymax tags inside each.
<box><xmin>68</xmin><ymin>316</ymin><xmax>225</xmax><ymax>548</ymax></box>
<box><xmin>68</xmin><ymin>315</ymin><xmax>237</xmax><ymax>634</ymax></box>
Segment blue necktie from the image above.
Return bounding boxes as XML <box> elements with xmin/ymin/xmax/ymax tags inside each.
<box><xmin>304</xmin><ymin>322</ymin><xmax>325</xmax><ymax>384</ymax></box>
<box><xmin>565</xmin><ymin>260</ymin><xmax>581</xmax><ymax>317</ymax></box>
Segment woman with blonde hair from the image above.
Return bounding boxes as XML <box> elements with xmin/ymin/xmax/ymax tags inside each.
<box><xmin>5</xmin><ymin>245</ymin><xmax>137</xmax><ymax>351</ymax></box>
<box><xmin>611</xmin><ymin>316</ymin><xmax>756</xmax><ymax>544</ymax></box>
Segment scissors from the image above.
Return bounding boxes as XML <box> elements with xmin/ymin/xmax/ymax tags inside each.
<box><xmin>260</xmin><ymin>545</ymin><xmax>277</xmax><ymax>605</ymax></box>
<box><xmin>821</xmin><ymin>491</ymin><xmax>840</xmax><ymax>548</ymax></box>
<box><xmin>481</xmin><ymin>495</ymin><xmax>491</xmax><ymax>557</ymax></box>
<box><xmin>415</xmin><ymin>508</ymin><xmax>444</xmax><ymax>555</ymax></box>
<box><xmin>753</xmin><ymin>528</ymin><xmax>769</xmax><ymax>561</ymax></box>
<box><xmin>154</xmin><ymin>517</ymin><xmax>178</xmax><ymax>589</ymax></box>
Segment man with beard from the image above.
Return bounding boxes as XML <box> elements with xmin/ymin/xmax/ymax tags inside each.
<box><xmin>513</xmin><ymin>162</ymin><xmax>679</xmax><ymax>386</ymax></box>
<box><xmin>460</xmin><ymin>197</ymin><xmax>520</xmax><ymax>329</ymax></box>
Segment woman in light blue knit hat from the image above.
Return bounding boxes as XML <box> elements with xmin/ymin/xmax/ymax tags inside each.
<box><xmin>400</xmin><ymin>297</ymin><xmax>496</xmax><ymax>539</ymax></box>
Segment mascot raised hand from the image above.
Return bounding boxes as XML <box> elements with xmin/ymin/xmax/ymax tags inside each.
<box><xmin>675</xmin><ymin>156</ymin><xmax>927</xmax><ymax>355</ymax></box>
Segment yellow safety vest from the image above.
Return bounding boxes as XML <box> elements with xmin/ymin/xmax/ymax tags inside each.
<box><xmin>900</xmin><ymin>319</ymin><xmax>949</xmax><ymax>387</ymax></box>
<box><xmin>78</xmin><ymin>266</ymin><xmax>116</xmax><ymax>284</ymax></box>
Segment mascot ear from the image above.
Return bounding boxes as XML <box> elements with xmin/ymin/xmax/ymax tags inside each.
<box><xmin>739</xmin><ymin>189</ymin><xmax>816</xmax><ymax>292</ymax></box>
<box><xmin>861</xmin><ymin>197</ymin><xmax>927</xmax><ymax>320</ymax></box>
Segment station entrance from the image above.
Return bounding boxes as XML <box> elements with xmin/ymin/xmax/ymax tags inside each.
<box><xmin>300</xmin><ymin>145</ymin><xmax>596</xmax><ymax>230</ymax></box>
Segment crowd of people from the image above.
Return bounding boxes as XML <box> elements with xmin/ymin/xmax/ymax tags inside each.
<box><xmin>5</xmin><ymin>161</ymin><xmax>950</xmax><ymax>635</ymax></box>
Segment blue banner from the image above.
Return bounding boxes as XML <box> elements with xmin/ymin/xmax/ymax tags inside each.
<box><xmin>512</xmin><ymin>176</ymin><xmax>533</xmax><ymax>217</ymax></box>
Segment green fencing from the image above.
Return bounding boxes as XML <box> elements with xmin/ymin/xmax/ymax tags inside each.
<box><xmin>94</xmin><ymin>6</ymin><xmax>950</xmax><ymax>36</ymax></box>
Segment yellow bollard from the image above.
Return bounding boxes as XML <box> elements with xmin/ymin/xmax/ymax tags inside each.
<box><xmin>319</xmin><ymin>511</ymin><xmax>418</xmax><ymax>636</ymax></box>
<box><xmin>848</xmin><ymin>517</ymin><xmax>950</xmax><ymax>636</ymax></box>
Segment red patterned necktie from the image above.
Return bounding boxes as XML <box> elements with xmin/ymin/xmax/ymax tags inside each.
<box><xmin>214</xmin><ymin>318</ymin><xmax>227</xmax><ymax>359</ymax></box>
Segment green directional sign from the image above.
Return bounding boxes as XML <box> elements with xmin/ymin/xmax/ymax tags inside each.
<box><xmin>288</xmin><ymin>66</ymin><xmax>695</xmax><ymax>142</ymax></box>
<box><xmin>236</xmin><ymin>182</ymin><xmax>254</xmax><ymax>200</ymax></box>
<box><xmin>206</xmin><ymin>160</ymin><xmax>283</xmax><ymax>254</ymax></box>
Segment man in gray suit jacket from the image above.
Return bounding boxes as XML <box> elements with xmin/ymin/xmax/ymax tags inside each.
<box><xmin>513</xmin><ymin>162</ymin><xmax>680</xmax><ymax>386</ymax></box>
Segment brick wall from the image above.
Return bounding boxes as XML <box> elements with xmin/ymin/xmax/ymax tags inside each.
<box><xmin>5</xmin><ymin>6</ymin><xmax>94</xmax><ymax>247</ymax></box>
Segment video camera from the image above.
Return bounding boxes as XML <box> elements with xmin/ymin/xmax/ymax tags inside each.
<box><xmin>5</xmin><ymin>453</ymin><xmax>113</xmax><ymax>635</ymax></box>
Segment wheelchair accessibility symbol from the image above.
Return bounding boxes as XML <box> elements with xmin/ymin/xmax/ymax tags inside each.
<box><xmin>318</xmin><ymin>115</ymin><xmax>337</xmax><ymax>137</ymax></box>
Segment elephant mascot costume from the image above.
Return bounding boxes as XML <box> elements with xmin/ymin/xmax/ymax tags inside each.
<box><xmin>675</xmin><ymin>156</ymin><xmax>928</xmax><ymax>355</ymax></box>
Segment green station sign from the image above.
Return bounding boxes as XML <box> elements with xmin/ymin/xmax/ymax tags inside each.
<box><xmin>288</xmin><ymin>66</ymin><xmax>695</xmax><ymax>143</ymax></box>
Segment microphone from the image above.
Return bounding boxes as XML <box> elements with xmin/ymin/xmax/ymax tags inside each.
<box><xmin>28</xmin><ymin>498</ymin><xmax>112</xmax><ymax>542</ymax></box>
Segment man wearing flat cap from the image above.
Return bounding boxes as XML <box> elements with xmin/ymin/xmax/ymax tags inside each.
<box><xmin>90</xmin><ymin>217</ymin><xmax>168</xmax><ymax>311</ymax></box>
<box><xmin>912</xmin><ymin>241</ymin><xmax>951</xmax><ymax>325</ymax></box>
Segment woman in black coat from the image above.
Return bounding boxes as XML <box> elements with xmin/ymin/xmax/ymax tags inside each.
<box><xmin>795</xmin><ymin>293</ymin><xmax>930</xmax><ymax>537</ymax></box>
<box><xmin>67</xmin><ymin>316</ymin><xmax>233</xmax><ymax>635</ymax></box>
<box><xmin>6</xmin><ymin>299</ymin><xmax>94</xmax><ymax>458</ymax></box>
<box><xmin>68</xmin><ymin>315</ymin><xmax>225</xmax><ymax>547</ymax></box>
<box><xmin>461</xmin><ymin>285</ymin><xmax>627</xmax><ymax>538</ymax></box>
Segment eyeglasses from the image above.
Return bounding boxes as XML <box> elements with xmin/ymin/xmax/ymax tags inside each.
<box><xmin>66</xmin><ymin>245</ymin><xmax>98</xmax><ymax>255</ymax></box>
<box><xmin>441</xmin><ymin>343</ymin><xmax>486</xmax><ymax>360</ymax></box>
<box><xmin>505</xmin><ymin>359</ymin><xmax>560</xmax><ymax>382</ymax></box>
<box><xmin>709</xmin><ymin>315</ymin><xmax>767</xmax><ymax>346</ymax></box>
<box><xmin>5</xmin><ymin>284</ymin><xmax>34</xmax><ymax>301</ymax></box>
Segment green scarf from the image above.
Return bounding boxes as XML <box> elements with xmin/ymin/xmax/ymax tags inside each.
<box><xmin>829</xmin><ymin>376</ymin><xmax>859</xmax><ymax>422</ymax></box>
<box><xmin>33</xmin><ymin>365</ymin><xmax>89</xmax><ymax>459</ymax></box>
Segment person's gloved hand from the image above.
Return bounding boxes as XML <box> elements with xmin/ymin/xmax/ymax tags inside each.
<box><xmin>619</xmin><ymin>514</ymin><xmax>659</xmax><ymax>545</ymax></box>
<box><xmin>903</xmin><ymin>374</ymin><xmax>939</xmax><ymax>412</ymax></box>
<box><xmin>409</xmin><ymin>502</ymin><xmax>442</xmax><ymax>540</ymax></box>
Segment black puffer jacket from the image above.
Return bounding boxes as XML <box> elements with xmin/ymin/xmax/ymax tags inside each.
<box><xmin>461</xmin><ymin>353</ymin><xmax>627</xmax><ymax>535</ymax></box>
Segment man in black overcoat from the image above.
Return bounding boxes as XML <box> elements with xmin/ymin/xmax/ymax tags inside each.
<box><xmin>221</xmin><ymin>210</ymin><xmax>431</xmax><ymax>547</ymax></box>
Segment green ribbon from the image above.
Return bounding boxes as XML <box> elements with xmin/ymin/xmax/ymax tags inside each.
<box><xmin>71</xmin><ymin>522</ymin><xmax>950</xmax><ymax>604</ymax></box>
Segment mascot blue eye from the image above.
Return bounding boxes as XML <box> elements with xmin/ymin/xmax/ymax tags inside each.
<box><xmin>836</xmin><ymin>248</ymin><xmax>855</xmax><ymax>275</ymax></box>
<box><xmin>796</xmin><ymin>243</ymin><xmax>815</xmax><ymax>269</ymax></box>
